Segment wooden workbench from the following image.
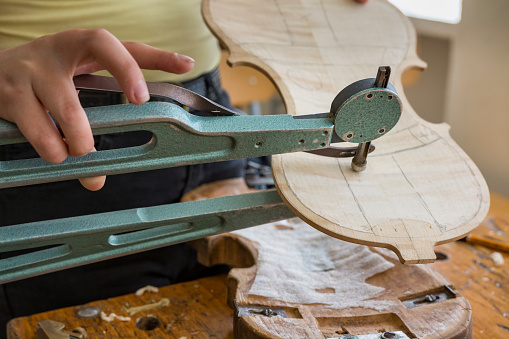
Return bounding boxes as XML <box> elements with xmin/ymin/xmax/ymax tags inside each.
<box><xmin>6</xmin><ymin>193</ymin><xmax>509</xmax><ymax>338</ymax></box>
<box><xmin>431</xmin><ymin>193</ymin><xmax>509</xmax><ymax>339</ymax></box>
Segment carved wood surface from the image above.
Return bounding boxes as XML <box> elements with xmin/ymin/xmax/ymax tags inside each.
<box><xmin>192</xmin><ymin>221</ymin><xmax>472</xmax><ymax>339</ymax></box>
<box><xmin>185</xmin><ymin>180</ymin><xmax>473</xmax><ymax>339</ymax></box>
<box><xmin>8</xmin><ymin>185</ymin><xmax>509</xmax><ymax>339</ymax></box>
<box><xmin>203</xmin><ymin>0</ymin><xmax>490</xmax><ymax>263</ymax></box>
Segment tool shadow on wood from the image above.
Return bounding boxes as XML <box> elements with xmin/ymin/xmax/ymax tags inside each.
<box><xmin>203</xmin><ymin>0</ymin><xmax>490</xmax><ymax>264</ymax></box>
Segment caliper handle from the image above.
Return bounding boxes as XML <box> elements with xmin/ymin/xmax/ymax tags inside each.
<box><xmin>0</xmin><ymin>102</ymin><xmax>333</xmax><ymax>188</ymax></box>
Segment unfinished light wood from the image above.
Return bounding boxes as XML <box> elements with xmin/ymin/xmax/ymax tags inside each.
<box><xmin>203</xmin><ymin>0</ymin><xmax>490</xmax><ymax>263</ymax></box>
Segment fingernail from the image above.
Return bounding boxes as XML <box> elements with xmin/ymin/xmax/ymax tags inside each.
<box><xmin>134</xmin><ymin>80</ymin><xmax>150</xmax><ymax>103</ymax></box>
<box><xmin>179</xmin><ymin>54</ymin><xmax>195</xmax><ymax>63</ymax></box>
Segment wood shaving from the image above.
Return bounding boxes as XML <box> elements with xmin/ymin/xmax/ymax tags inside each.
<box><xmin>100</xmin><ymin>311</ymin><xmax>131</xmax><ymax>322</ymax></box>
<box><xmin>233</xmin><ymin>220</ymin><xmax>397</xmax><ymax>311</ymax></box>
<box><xmin>135</xmin><ymin>285</ymin><xmax>159</xmax><ymax>296</ymax></box>
<box><xmin>490</xmin><ymin>252</ymin><xmax>504</xmax><ymax>267</ymax></box>
<box><xmin>124</xmin><ymin>298</ymin><xmax>170</xmax><ymax>316</ymax></box>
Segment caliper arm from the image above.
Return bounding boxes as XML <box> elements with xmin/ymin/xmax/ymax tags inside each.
<box><xmin>0</xmin><ymin>67</ymin><xmax>402</xmax><ymax>283</ymax></box>
<box><xmin>0</xmin><ymin>102</ymin><xmax>334</xmax><ymax>188</ymax></box>
<box><xmin>0</xmin><ymin>67</ymin><xmax>401</xmax><ymax>188</ymax></box>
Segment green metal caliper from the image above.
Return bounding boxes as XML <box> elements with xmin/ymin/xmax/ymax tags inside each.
<box><xmin>0</xmin><ymin>67</ymin><xmax>401</xmax><ymax>284</ymax></box>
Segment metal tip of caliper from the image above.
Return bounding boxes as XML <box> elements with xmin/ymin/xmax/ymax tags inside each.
<box><xmin>351</xmin><ymin>141</ymin><xmax>371</xmax><ymax>172</ymax></box>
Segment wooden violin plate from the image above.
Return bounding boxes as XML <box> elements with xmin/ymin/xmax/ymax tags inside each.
<box><xmin>203</xmin><ymin>0</ymin><xmax>490</xmax><ymax>263</ymax></box>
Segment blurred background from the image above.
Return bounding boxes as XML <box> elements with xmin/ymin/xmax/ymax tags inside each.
<box><xmin>218</xmin><ymin>0</ymin><xmax>509</xmax><ymax>199</ymax></box>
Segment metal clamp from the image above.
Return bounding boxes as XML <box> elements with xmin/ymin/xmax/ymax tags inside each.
<box><xmin>235</xmin><ymin>303</ymin><xmax>287</xmax><ymax>319</ymax></box>
<box><xmin>401</xmin><ymin>285</ymin><xmax>457</xmax><ymax>309</ymax></box>
<box><xmin>334</xmin><ymin>331</ymin><xmax>412</xmax><ymax>339</ymax></box>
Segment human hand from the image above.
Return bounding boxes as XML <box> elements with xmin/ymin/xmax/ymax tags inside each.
<box><xmin>0</xmin><ymin>29</ymin><xmax>195</xmax><ymax>190</ymax></box>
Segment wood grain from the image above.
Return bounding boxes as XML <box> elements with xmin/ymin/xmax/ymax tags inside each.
<box><xmin>203</xmin><ymin>0</ymin><xmax>490</xmax><ymax>264</ymax></box>
<box><xmin>7</xmin><ymin>187</ymin><xmax>509</xmax><ymax>338</ymax></box>
<box><xmin>183</xmin><ymin>179</ymin><xmax>472</xmax><ymax>339</ymax></box>
<box><xmin>227</xmin><ymin>236</ymin><xmax>473</xmax><ymax>338</ymax></box>
<box><xmin>194</xmin><ymin>224</ymin><xmax>473</xmax><ymax>338</ymax></box>
<box><xmin>7</xmin><ymin>274</ymin><xmax>234</xmax><ymax>339</ymax></box>
<box><xmin>430</xmin><ymin>194</ymin><xmax>509</xmax><ymax>339</ymax></box>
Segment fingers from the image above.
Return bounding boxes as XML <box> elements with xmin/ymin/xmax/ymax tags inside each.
<box><xmin>78</xmin><ymin>148</ymin><xmax>107</xmax><ymax>191</ymax></box>
<box><xmin>122</xmin><ymin>41</ymin><xmax>195</xmax><ymax>75</ymax></box>
<box><xmin>66</xmin><ymin>29</ymin><xmax>195</xmax><ymax>107</ymax></box>
<box><xmin>70</xmin><ymin>29</ymin><xmax>151</xmax><ymax>105</ymax></box>
<box><xmin>3</xmin><ymin>91</ymin><xmax>69</xmax><ymax>163</ymax></box>
<box><xmin>31</xmin><ymin>29</ymin><xmax>146</xmax><ymax>159</ymax></box>
<box><xmin>73</xmin><ymin>41</ymin><xmax>195</xmax><ymax>79</ymax></box>
<box><xmin>78</xmin><ymin>175</ymin><xmax>106</xmax><ymax>191</ymax></box>
<box><xmin>33</xmin><ymin>75</ymin><xmax>94</xmax><ymax>157</ymax></box>
<box><xmin>74</xmin><ymin>61</ymin><xmax>104</xmax><ymax>76</ymax></box>
<box><xmin>0</xmin><ymin>28</ymin><xmax>196</xmax><ymax>185</ymax></box>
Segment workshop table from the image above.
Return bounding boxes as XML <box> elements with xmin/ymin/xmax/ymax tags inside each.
<box><xmin>6</xmin><ymin>193</ymin><xmax>509</xmax><ymax>339</ymax></box>
<box><xmin>431</xmin><ymin>193</ymin><xmax>509</xmax><ymax>339</ymax></box>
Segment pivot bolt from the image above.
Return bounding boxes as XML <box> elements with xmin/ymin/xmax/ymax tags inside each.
<box><xmin>424</xmin><ymin>294</ymin><xmax>438</xmax><ymax>302</ymax></box>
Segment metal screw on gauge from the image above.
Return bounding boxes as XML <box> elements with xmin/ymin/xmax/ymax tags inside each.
<box><xmin>380</xmin><ymin>332</ymin><xmax>399</xmax><ymax>339</ymax></box>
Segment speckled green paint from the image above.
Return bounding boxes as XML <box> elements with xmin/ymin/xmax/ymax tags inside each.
<box><xmin>0</xmin><ymin>190</ymin><xmax>294</xmax><ymax>284</ymax></box>
<box><xmin>0</xmin><ymin>102</ymin><xmax>333</xmax><ymax>188</ymax></box>
<box><xmin>333</xmin><ymin>88</ymin><xmax>402</xmax><ymax>143</ymax></box>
